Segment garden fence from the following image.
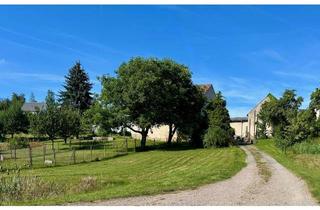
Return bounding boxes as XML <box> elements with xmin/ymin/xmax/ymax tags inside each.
<box><xmin>0</xmin><ymin>137</ymin><xmax>141</xmax><ymax>171</ymax></box>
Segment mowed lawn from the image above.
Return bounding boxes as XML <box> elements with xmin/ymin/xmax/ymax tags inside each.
<box><xmin>6</xmin><ymin>146</ymin><xmax>246</xmax><ymax>205</ymax></box>
<box><xmin>256</xmin><ymin>139</ymin><xmax>320</xmax><ymax>203</ymax></box>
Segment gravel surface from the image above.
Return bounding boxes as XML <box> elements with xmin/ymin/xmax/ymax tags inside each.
<box><xmin>73</xmin><ymin>145</ymin><xmax>317</xmax><ymax>206</ymax></box>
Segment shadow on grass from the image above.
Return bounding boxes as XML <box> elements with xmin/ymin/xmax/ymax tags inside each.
<box><xmin>135</xmin><ymin>142</ymin><xmax>200</xmax><ymax>152</ymax></box>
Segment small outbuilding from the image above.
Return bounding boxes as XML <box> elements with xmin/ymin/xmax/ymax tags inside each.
<box><xmin>230</xmin><ymin>117</ymin><xmax>248</xmax><ymax>139</ymax></box>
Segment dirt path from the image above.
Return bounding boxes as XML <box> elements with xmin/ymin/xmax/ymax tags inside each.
<box><xmin>74</xmin><ymin>145</ymin><xmax>317</xmax><ymax>206</ymax></box>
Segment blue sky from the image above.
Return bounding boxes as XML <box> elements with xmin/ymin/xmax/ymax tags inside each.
<box><xmin>1</xmin><ymin>5</ymin><xmax>320</xmax><ymax>117</ymax></box>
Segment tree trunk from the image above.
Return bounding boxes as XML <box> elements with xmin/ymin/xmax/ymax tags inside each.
<box><xmin>11</xmin><ymin>133</ymin><xmax>14</xmax><ymax>138</ymax></box>
<box><xmin>167</xmin><ymin>124</ymin><xmax>177</xmax><ymax>145</ymax></box>
<box><xmin>141</xmin><ymin>132</ymin><xmax>147</xmax><ymax>149</ymax></box>
<box><xmin>51</xmin><ymin>139</ymin><xmax>55</xmax><ymax>150</ymax></box>
<box><xmin>64</xmin><ymin>138</ymin><xmax>67</xmax><ymax>144</ymax></box>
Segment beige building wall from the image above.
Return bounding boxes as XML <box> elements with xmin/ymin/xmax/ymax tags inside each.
<box><xmin>247</xmin><ymin>94</ymin><xmax>274</xmax><ymax>142</ymax></box>
<box><xmin>230</xmin><ymin>121</ymin><xmax>248</xmax><ymax>138</ymax></box>
<box><xmin>130</xmin><ymin>125</ymin><xmax>177</xmax><ymax>141</ymax></box>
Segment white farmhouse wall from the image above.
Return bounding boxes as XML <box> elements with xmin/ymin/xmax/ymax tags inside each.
<box><xmin>130</xmin><ymin>125</ymin><xmax>177</xmax><ymax>141</ymax></box>
<box><xmin>230</xmin><ymin>121</ymin><xmax>248</xmax><ymax>138</ymax></box>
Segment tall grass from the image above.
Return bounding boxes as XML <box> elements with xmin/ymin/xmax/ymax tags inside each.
<box><xmin>291</xmin><ymin>140</ymin><xmax>320</xmax><ymax>154</ymax></box>
<box><xmin>0</xmin><ymin>169</ymin><xmax>100</xmax><ymax>204</ymax></box>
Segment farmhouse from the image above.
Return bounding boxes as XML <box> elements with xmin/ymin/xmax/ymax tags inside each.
<box><xmin>130</xmin><ymin>84</ymin><xmax>216</xmax><ymax>141</ymax></box>
<box><xmin>21</xmin><ymin>102</ymin><xmax>46</xmax><ymax>113</ymax></box>
<box><xmin>231</xmin><ymin>93</ymin><xmax>276</xmax><ymax>143</ymax></box>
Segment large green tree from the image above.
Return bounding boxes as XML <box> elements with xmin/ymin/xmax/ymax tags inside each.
<box><xmin>43</xmin><ymin>90</ymin><xmax>60</xmax><ymax>148</ymax></box>
<box><xmin>149</xmin><ymin>59</ymin><xmax>205</xmax><ymax>144</ymax></box>
<box><xmin>58</xmin><ymin>106</ymin><xmax>81</xmax><ymax>144</ymax></box>
<box><xmin>2</xmin><ymin>93</ymin><xmax>28</xmax><ymax>138</ymax></box>
<box><xmin>59</xmin><ymin>62</ymin><xmax>93</xmax><ymax>112</ymax></box>
<box><xmin>101</xmin><ymin>57</ymin><xmax>176</xmax><ymax>148</ymax></box>
<box><xmin>258</xmin><ymin>90</ymin><xmax>303</xmax><ymax>151</ymax></box>
<box><xmin>203</xmin><ymin>92</ymin><xmax>234</xmax><ymax>147</ymax></box>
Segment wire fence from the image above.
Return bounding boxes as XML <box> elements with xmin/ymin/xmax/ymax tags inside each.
<box><xmin>0</xmin><ymin>137</ymin><xmax>146</xmax><ymax>171</ymax></box>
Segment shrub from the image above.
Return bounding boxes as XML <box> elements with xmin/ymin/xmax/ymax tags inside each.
<box><xmin>8</xmin><ymin>137</ymin><xmax>29</xmax><ymax>149</ymax></box>
<box><xmin>204</xmin><ymin>126</ymin><xmax>231</xmax><ymax>148</ymax></box>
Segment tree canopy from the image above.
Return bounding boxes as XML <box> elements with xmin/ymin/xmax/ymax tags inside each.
<box><xmin>59</xmin><ymin>62</ymin><xmax>93</xmax><ymax>112</ymax></box>
<box><xmin>101</xmin><ymin>57</ymin><xmax>205</xmax><ymax>147</ymax></box>
<box><xmin>0</xmin><ymin>93</ymin><xmax>28</xmax><ymax>138</ymax></box>
<box><xmin>204</xmin><ymin>92</ymin><xmax>234</xmax><ymax>147</ymax></box>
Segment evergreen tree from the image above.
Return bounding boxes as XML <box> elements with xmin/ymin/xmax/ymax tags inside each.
<box><xmin>204</xmin><ymin>92</ymin><xmax>234</xmax><ymax>147</ymax></box>
<box><xmin>59</xmin><ymin>62</ymin><xmax>93</xmax><ymax>112</ymax></box>
<box><xmin>29</xmin><ymin>92</ymin><xmax>37</xmax><ymax>102</ymax></box>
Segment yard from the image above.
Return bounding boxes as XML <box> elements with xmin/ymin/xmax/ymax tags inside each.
<box><xmin>256</xmin><ymin>139</ymin><xmax>320</xmax><ymax>202</ymax></box>
<box><xmin>0</xmin><ymin>136</ymin><xmax>154</xmax><ymax>170</ymax></box>
<box><xmin>0</xmin><ymin>144</ymin><xmax>246</xmax><ymax>205</ymax></box>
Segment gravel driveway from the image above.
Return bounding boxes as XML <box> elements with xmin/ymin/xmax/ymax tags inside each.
<box><xmin>73</xmin><ymin>145</ymin><xmax>317</xmax><ymax>206</ymax></box>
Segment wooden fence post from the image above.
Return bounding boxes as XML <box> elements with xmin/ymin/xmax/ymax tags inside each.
<box><xmin>43</xmin><ymin>144</ymin><xmax>46</xmax><ymax>165</ymax></box>
<box><xmin>14</xmin><ymin>145</ymin><xmax>16</xmax><ymax>161</ymax></box>
<box><xmin>154</xmin><ymin>139</ymin><xmax>155</xmax><ymax>147</ymax></box>
<box><xmin>125</xmin><ymin>138</ymin><xmax>128</xmax><ymax>153</ymax></box>
<box><xmin>72</xmin><ymin>148</ymin><xmax>76</xmax><ymax>164</ymax></box>
<box><xmin>53</xmin><ymin>148</ymin><xmax>56</xmax><ymax>166</ymax></box>
<box><xmin>104</xmin><ymin>144</ymin><xmax>106</xmax><ymax>158</ymax></box>
<box><xmin>90</xmin><ymin>145</ymin><xmax>93</xmax><ymax>161</ymax></box>
<box><xmin>134</xmin><ymin>139</ymin><xmax>136</xmax><ymax>152</ymax></box>
<box><xmin>28</xmin><ymin>145</ymin><xmax>32</xmax><ymax>168</ymax></box>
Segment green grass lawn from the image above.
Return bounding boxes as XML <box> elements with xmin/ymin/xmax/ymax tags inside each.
<box><xmin>1</xmin><ymin>145</ymin><xmax>246</xmax><ymax>205</ymax></box>
<box><xmin>256</xmin><ymin>139</ymin><xmax>320</xmax><ymax>203</ymax></box>
<box><xmin>0</xmin><ymin>136</ymin><xmax>158</xmax><ymax>170</ymax></box>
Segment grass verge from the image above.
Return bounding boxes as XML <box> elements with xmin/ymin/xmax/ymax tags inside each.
<box><xmin>0</xmin><ymin>146</ymin><xmax>246</xmax><ymax>205</ymax></box>
<box><xmin>256</xmin><ymin>139</ymin><xmax>320</xmax><ymax>203</ymax></box>
<box><xmin>248</xmin><ymin>146</ymin><xmax>271</xmax><ymax>182</ymax></box>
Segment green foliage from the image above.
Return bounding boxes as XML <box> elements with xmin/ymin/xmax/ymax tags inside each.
<box><xmin>0</xmin><ymin>94</ymin><xmax>29</xmax><ymax>137</ymax></box>
<box><xmin>42</xmin><ymin>90</ymin><xmax>60</xmax><ymax>141</ymax></box>
<box><xmin>204</xmin><ymin>92</ymin><xmax>234</xmax><ymax>148</ymax></box>
<box><xmin>8</xmin><ymin>137</ymin><xmax>29</xmax><ymax>149</ymax></box>
<box><xmin>148</xmin><ymin>59</ymin><xmax>205</xmax><ymax>144</ymax></box>
<box><xmin>256</xmin><ymin>94</ymin><xmax>277</xmax><ymax>139</ymax></box>
<box><xmin>28</xmin><ymin>111</ymin><xmax>46</xmax><ymax>139</ymax></box>
<box><xmin>204</xmin><ymin>126</ymin><xmax>231</xmax><ymax>148</ymax></box>
<box><xmin>81</xmin><ymin>98</ymin><xmax>113</xmax><ymax>136</ymax></box>
<box><xmin>291</xmin><ymin>140</ymin><xmax>320</xmax><ymax>154</ymax></box>
<box><xmin>286</xmin><ymin>109</ymin><xmax>316</xmax><ymax>142</ymax></box>
<box><xmin>59</xmin><ymin>62</ymin><xmax>93</xmax><ymax>112</ymax></box>
<box><xmin>309</xmin><ymin>88</ymin><xmax>320</xmax><ymax>111</ymax></box>
<box><xmin>101</xmin><ymin>57</ymin><xmax>206</xmax><ymax>147</ymax></box>
<box><xmin>58</xmin><ymin>106</ymin><xmax>81</xmax><ymax>143</ymax></box>
<box><xmin>258</xmin><ymin>90</ymin><xmax>304</xmax><ymax>151</ymax></box>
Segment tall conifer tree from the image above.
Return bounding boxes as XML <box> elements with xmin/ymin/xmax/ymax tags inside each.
<box><xmin>59</xmin><ymin>62</ymin><xmax>93</xmax><ymax>112</ymax></box>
